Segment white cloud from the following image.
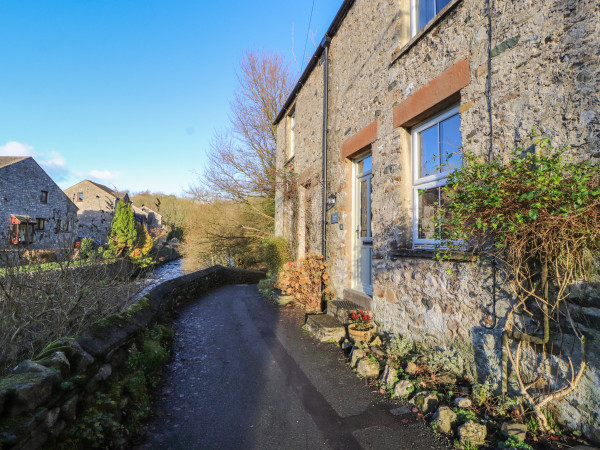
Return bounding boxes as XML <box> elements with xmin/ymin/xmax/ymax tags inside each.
<box><xmin>39</xmin><ymin>151</ymin><xmax>67</xmax><ymax>170</ymax></box>
<box><xmin>88</xmin><ymin>170</ymin><xmax>122</xmax><ymax>182</ymax></box>
<box><xmin>0</xmin><ymin>141</ymin><xmax>35</xmax><ymax>156</ymax></box>
<box><xmin>0</xmin><ymin>141</ymin><xmax>70</xmax><ymax>181</ymax></box>
<box><xmin>1</xmin><ymin>141</ymin><xmax>124</xmax><ymax>188</ymax></box>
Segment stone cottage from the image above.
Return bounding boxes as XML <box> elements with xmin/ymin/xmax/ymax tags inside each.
<box><xmin>274</xmin><ymin>0</ymin><xmax>599</xmax><ymax>439</ymax></box>
<box><xmin>64</xmin><ymin>180</ymin><xmax>119</xmax><ymax>244</ymax></box>
<box><xmin>131</xmin><ymin>203</ymin><xmax>163</xmax><ymax>231</ymax></box>
<box><xmin>0</xmin><ymin>157</ymin><xmax>77</xmax><ymax>254</ymax></box>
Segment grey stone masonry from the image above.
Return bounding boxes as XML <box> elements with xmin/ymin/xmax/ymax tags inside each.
<box><xmin>64</xmin><ymin>180</ymin><xmax>118</xmax><ymax>244</ymax></box>
<box><xmin>274</xmin><ymin>0</ymin><xmax>600</xmax><ymax>441</ymax></box>
<box><xmin>0</xmin><ymin>157</ymin><xmax>77</xmax><ymax>253</ymax></box>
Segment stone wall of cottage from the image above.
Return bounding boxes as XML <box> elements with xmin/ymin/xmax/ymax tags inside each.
<box><xmin>64</xmin><ymin>182</ymin><xmax>118</xmax><ymax>245</ymax></box>
<box><xmin>275</xmin><ymin>60</ymin><xmax>325</xmax><ymax>259</ymax></box>
<box><xmin>0</xmin><ymin>158</ymin><xmax>77</xmax><ymax>253</ymax></box>
<box><xmin>276</xmin><ymin>0</ymin><xmax>600</xmax><ymax>439</ymax></box>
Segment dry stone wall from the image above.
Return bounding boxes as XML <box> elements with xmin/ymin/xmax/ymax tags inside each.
<box><xmin>0</xmin><ymin>266</ymin><xmax>264</xmax><ymax>449</ymax></box>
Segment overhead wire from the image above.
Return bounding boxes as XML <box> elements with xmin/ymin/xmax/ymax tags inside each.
<box><xmin>301</xmin><ymin>0</ymin><xmax>316</xmax><ymax>71</ymax></box>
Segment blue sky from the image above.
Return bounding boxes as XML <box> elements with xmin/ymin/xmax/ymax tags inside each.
<box><xmin>0</xmin><ymin>0</ymin><xmax>343</xmax><ymax>195</ymax></box>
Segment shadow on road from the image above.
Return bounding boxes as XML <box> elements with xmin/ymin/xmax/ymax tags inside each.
<box><xmin>135</xmin><ymin>284</ymin><xmax>447</xmax><ymax>450</ymax></box>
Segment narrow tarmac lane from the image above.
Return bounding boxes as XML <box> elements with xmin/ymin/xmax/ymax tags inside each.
<box><xmin>135</xmin><ymin>284</ymin><xmax>448</xmax><ymax>450</ymax></box>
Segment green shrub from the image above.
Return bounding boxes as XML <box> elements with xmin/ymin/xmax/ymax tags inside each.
<box><xmin>166</xmin><ymin>225</ymin><xmax>184</xmax><ymax>241</ymax></box>
<box><xmin>263</xmin><ymin>236</ymin><xmax>290</xmax><ymax>276</ymax></box>
<box><xmin>102</xmin><ymin>248</ymin><xmax>116</xmax><ymax>260</ymax></box>
<box><xmin>498</xmin><ymin>436</ymin><xmax>532</xmax><ymax>450</ymax></box>
<box><xmin>387</xmin><ymin>335</ymin><xmax>414</xmax><ymax>360</ymax></box>
<box><xmin>79</xmin><ymin>238</ymin><xmax>98</xmax><ymax>260</ymax></box>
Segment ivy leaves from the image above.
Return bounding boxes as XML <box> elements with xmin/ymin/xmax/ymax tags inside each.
<box><xmin>439</xmin><ymin>138</ymin><xmax>600</xmax><ymax>250</ymax></box>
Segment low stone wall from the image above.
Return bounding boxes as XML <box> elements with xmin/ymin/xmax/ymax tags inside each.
<box><xmin>0</xmin><ymin>265</ymin><xmax>264</xmax><ymax>449</ymax></box>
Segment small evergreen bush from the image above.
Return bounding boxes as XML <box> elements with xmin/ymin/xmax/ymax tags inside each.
<box><xmin>79</xmin><ymin>238</ymin><xmax>98</xmax><ymax>260</ymax></box>
<box><xmin>263</xmin><ymin>236</ymin><xmax>290</xmax><ymax>276</ymax></box>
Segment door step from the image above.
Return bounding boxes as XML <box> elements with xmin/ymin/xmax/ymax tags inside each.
<box><xmin>305</xmin><ymin>314</ymin><xmax>346</xmax><ymax>343</ymax></box>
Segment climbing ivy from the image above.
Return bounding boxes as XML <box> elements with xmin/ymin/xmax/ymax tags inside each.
<box><xmin>436</xmin><ymin>133</ymin><xmax>600</xmax><ymax>431</ymax></box>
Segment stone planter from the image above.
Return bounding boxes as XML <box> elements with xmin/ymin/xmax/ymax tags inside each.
<box><xmin>348</xmin><ymin>324</ymin><xmax>374</xmax><ymax>343</ymax></box>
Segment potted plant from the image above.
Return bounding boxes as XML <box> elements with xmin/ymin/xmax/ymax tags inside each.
<box><xmin>348</xmin><ymin>310</ymin><xmax>374</xmax><ymax>342</ymax></box>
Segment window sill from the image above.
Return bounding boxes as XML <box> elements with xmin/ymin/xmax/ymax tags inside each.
<box><xmin>390</xmin><ymin>248</ymin><xmax>477</xmax><ymax>262</ymax></box>
<box><xmin>390</xmin><ymin>0</ymin><xmax>463</xmax><ymax>66</ymax></box>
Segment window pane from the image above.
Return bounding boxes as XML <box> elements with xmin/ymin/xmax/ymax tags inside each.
<box><xmin>360</xmin><ymin>180</ymin><xmax>368</xmax><ymax>237</ymax></box>
<box><xmin>358</xmin><ymin>155</ymin><xmax>372</xmax><ymax>176</ymax></box>
<box><xmin>440</xmin><ymin>113</ymin><xmax>462</xmax><ymax>173</ymax></box>
<box><xmin>440</xmin><ymin>186</ymin><xmax>452</xmax><ymax>239</ymax></box>
<box><xmin>418</xmin><ymin>0</ymin><xmax>436</xmax><ymax>29</ymax></box>
<box><xmin>436</xmin><ymin>0</ymin><xmax>452</xmax><ymax>13</ymax></box>
<box><xmin>419</xmin><ymin>124</ymin><xmax>439</xmax><ymax>178</ymax></box>
<box><xmin>418</xmin><ymin>187</ymin><xmax>440</xmax><ymax>239</ymax></box>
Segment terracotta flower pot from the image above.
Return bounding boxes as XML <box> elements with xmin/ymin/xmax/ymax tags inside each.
<box><xmin>348</xmin><ymin>323</ymin><xmax>374</xmax><ymax>343</ymax></box>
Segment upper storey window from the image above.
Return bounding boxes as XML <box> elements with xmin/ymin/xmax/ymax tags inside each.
<box><xmin>411</xmin><ymin>0</ymin><xmax>452</xmax><ymax>37</ymax></box>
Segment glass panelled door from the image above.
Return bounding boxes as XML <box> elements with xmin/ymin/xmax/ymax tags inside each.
<box><xmin>354</xmin><ymin>154</ymin><xmax>373</xmax><ymax>295</ymax></box>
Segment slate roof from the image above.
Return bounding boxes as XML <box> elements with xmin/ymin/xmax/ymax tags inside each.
<box><xmin>0</xmin><ymin>156</ymin><xmax>29</xmax><ymax>169</ymax></box>
<box><xmin>65</xmin><ymin>180</ymin><xmax>117</xmax><ymax>198</ymax></box>
<box><xmin>87</xmin><ymin>180</ymin><xmax>117</xmax><ymax>197</ymax></box>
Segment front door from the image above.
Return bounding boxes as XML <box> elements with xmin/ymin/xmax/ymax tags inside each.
<box><xmin>353</xmin><ymin>154</ymin><xmax>373</xmax><ymax>295</ymax></box>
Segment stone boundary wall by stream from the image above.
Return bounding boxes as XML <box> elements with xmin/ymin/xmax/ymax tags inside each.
<box><xmin>0</xmin><ymin>265</ymin><xmax>265</xmax><ymax>449</ymax></box>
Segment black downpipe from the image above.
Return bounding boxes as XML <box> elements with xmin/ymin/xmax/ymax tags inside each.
<box><xmin>321</xmin><ymin>36</ymin><xmax>331</xmax><ymax>259</ymax></box>
<box><xmin>321</xmin><ymin>36</ymin><xmax>331</xmax><ymax>311</ymax></box>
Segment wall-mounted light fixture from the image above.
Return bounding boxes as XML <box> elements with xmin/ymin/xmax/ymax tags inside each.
<box><xmin>326</xmin><ymin>193</ymin><xmax>337</xmax><ymax>210</ymax></box>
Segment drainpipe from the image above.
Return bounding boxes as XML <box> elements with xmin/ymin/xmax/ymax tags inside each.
<box><xmin>321</xmin><ymin>35</ymin><xmax>331</xmax><ymax>259</ymax></box>
<box><xmin>321</xmin><ymin>36</ymin><xmax>331</xmax><ymax>311</ymax></box>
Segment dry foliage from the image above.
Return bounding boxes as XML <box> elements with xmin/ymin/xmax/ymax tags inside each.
<box><xmin>130</xmin><ymin>191</ymin><xmax>193</xmax><ymax>239</ymax></box>
<box><xmin>275</xmin><ymin>253</ymin><xmax>334</xmax><ymax>312</ymax></box>
<box><xmin>182</xmin><ymin>197</ymin><xmax>271</xmax><ymax>271</ymax></box>
<box><xmin>0</xmin><ymin>257</ymin><xmax>143</xmax><ymax>375</ymax></box>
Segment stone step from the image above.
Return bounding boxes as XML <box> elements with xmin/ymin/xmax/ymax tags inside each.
<box><xmin>327</xmin><ymin>299</ymin><xmax>371</xmax><ymax>325</ymax></box>
<box><xmin>305</xmin><ymin>314</ymin><xmax>346</xmax><ymax>343</ymax></box>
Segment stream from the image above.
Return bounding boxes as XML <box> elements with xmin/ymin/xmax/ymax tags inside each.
<box><xmin>132</xmin><ymin>258</ymin><xmax>186</xmax><ymax>301</ymax></box>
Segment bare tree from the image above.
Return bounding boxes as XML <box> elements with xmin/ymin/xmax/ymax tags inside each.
<box><xmin>202</xmin><ymin>50</ymin><xmax>292</xmax><ymax>210</ymax></box>
<box><xmin>185</xmin><ymin>50</ymin><xmax>292</xmax><ymax>270</ymax></box>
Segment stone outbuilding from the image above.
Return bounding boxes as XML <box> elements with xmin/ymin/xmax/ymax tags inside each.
<box><xmin>64</xmin><ymin>180</ymin><xmax>119</xmax><ymax>245</ymax></box>
<box><xmin>274</xmin><ymin>0</ymin><xmax>600</xmax><ymax>440</ymax></box>
<box><xmin>64</xmin><ymin>181</ymin><xmax>163</xmax><ymax>244</ymax></box>
<box><xmin>0</xmin><ymin>157</ymin><xmax>77</xmax><ymax>254</ymax></box>
<box><xmin>131</xmin><ymin>203</ymin><xmax>163</xmax><ymax>231</ymax></box>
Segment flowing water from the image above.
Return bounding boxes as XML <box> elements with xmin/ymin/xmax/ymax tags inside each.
<box><xmin>132</xmin><ymin>258</ymin><xmax>186</xmax><ymax>301</ymax></box>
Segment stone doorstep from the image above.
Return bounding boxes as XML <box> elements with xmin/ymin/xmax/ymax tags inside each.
<box><xmin>305</xmin><ymin>314</ymin><xmax>346</xmax><ymax>343</ymax></box>
<box><xmin>327</xmin><ymin>299</ymin><xmax>371</xmax><ymax>325</ymax></box>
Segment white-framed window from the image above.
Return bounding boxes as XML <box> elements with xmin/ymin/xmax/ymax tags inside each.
<box><xmin>412</xmin><ymin>105</ymin><xmax>461</xmax><ymax>247</ymax></box>
<box><xmin>410</xmin><ymin>0</ymin><xmax>453</xmax><ymax>37</ymax></box>
<box><xmin>289</xmin><ymin>109</ymin><xmax>296</xmax><ymax>159</ymax></box>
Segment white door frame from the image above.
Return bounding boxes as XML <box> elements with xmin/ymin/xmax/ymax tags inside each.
<box><xmin>353</xmin><ymin>153</ymin><xmax>373</xmax><ymax>296</ymax></box>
